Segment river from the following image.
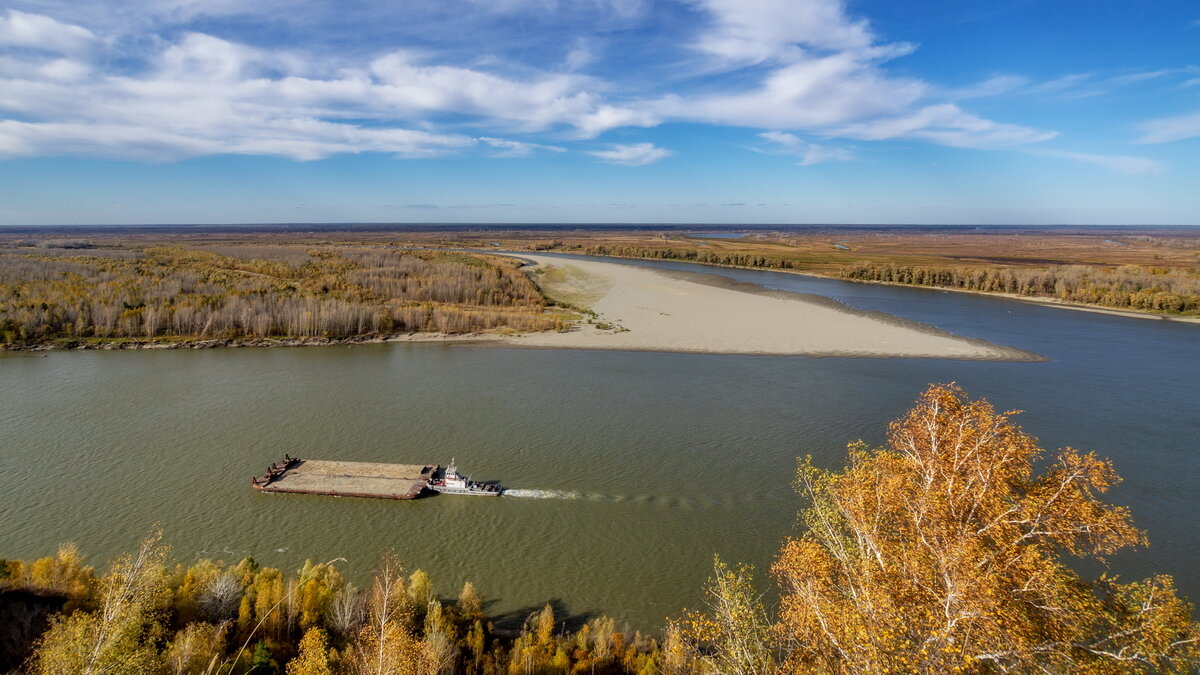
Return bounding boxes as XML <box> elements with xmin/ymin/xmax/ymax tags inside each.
<box><xmin>2</xmin><ymin>255</ymin><xmax>1197</xmax><ymax>629</ymax></box>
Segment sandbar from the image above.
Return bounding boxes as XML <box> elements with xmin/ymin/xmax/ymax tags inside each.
<box><xmin>501</xmin><ymin>255</ymin><xmax>1043</xmax><ymax>361</ymax></box>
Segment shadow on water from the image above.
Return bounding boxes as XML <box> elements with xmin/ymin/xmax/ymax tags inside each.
<box><xmin>486</xmin><ymin>598</ymin><xmax>602</xmax><ymax>634</ymax></box>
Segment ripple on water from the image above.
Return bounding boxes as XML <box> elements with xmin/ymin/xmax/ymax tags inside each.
<box><xmin>3</xmin><ymin>268</ymin><xmax>1198</xmax><ymax>629</ymax></box>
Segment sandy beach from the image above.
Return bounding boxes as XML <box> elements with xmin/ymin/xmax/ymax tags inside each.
<box><xmin>501</xmin><ymin>255</ymin><xmax>1042</xmax><ymax>361</ymax></box>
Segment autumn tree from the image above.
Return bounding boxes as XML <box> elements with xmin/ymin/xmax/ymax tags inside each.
<box><xmin>27</xmin><ymin>529</ymin><xmax>171</xmax><ymax>675</ymax></box>
<box><xmin>287</xmin><ymin>628</ymin><xmax>335</xmax><ymax>675</ymax></box>
<box><xmin>23</xmin><ymin>542</ymin><xmax>95</xmax><ymax>611</ymax></box>
<box><xmin>679</xmin><ymin>557</ymin><xmax>776</xmax><ymax>675</ymax></box>
<box><xmin>344</xmin><ymin>552</ymin><xmax>432</xmax><ymax>675</ymax></box>
<box><xmin>164</xmin><ymin>621</ymin><xmax>228</xmax><ymax>674</ymax></box>
<box><xmin>773</xmin><ymin>384</ymin><xmax>1200</xmax><ymax>673</ymax></box>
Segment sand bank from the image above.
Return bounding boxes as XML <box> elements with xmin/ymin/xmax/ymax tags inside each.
<box><xmin>501</xmin><ymin>255</ymin><xmax>1043</xmax><ymax>361</ymax></box>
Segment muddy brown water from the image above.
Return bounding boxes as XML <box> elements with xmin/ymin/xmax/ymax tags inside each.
<box><xmin>2</xmin><ymin>256</ymin><xmax>1197</xmax><ymax>629</ymax></box>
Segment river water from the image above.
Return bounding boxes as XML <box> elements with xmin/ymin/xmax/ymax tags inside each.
<box><xmin>2</xmin><ymin>256</ymin><xmax>1197</xmax><ymax>629</ymax></box>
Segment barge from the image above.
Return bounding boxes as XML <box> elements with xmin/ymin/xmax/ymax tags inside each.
<box><xmin>251</xmin><ymin>455</ymin><xmax>502</xmax><ymax>500</ymax></box>
<box><xmin>251</xmin><ymin>455</ymin><xmax>435</xmax><ymax>500</ymax></box>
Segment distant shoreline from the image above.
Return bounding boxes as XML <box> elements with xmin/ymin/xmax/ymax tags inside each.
<box><xmin>0</xmin><ymin>332</ymin><xmax>500</xmax><ymax>352</ymax></box>
<box><xmin>3</xmin><ymin>256</ymin><xmax>1046</xmax><ymax>361</ymax></box>
<box><xmin>6</xmin><ymin>250</ymin><xmax>1188</xmax><ymax>355</ymax></box>
<box><xmin>831</xmin><ymin>277</ymin><xmax>1200</xmax><ymax>325</ymax></box>
<box><xmin>550</xmin><ymin>251</ymin><xmax>1200</xmax><ymax>326</ymax></box>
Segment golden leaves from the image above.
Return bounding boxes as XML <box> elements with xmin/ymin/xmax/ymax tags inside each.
<box><xmin>772</xmin><ymin>384</ymin><xmax>1200</xmax><ymax>674</ymax></box>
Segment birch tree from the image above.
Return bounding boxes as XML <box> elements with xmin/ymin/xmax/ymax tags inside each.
<box><xmin>773</xmin><ymin>384</ymin><xmax>1200</xmax><ymax>673</ymax></box>
<box><xmin>27</xmin><ymin>530</ymin><xmax>170</xmax><ymax>675</ymax></box>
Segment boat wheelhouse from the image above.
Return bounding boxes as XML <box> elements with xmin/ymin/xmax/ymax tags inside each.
<box><xmin>429</xmin><ymin>459</ymin><xmax>503</xmax><ymax>496</ymax></box>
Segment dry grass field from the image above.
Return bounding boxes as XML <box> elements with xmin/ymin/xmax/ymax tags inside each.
<box><xmin>438</xmin><ymin>227</ymin><xmax>1200</xmax><ymax>272</ymax></box>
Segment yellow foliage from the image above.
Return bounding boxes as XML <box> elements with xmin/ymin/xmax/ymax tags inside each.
<box><xmin>27</xmin><ymin>530</ymin><xmax>170</xmax><ymax>675</ymax></box>
<box><xmin>26</xmin><ymin>542</ymin><xmax>94</xmax><ymax>609</ymax></box>
<box><xmin>287</xmin><ymin>628</ymin><xmax>334</xmax><ymax>675</ymax></box>
<box><xmin>772</xmin><ymin>384</ymin><xmax>1200</xmax><ymax>674</ymax></box>
<box><xmin>164</xmin><ymin>621</ymin><xmax>227</xmax><ymax>675</ymax></box>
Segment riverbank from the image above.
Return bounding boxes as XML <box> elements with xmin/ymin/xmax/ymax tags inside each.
<box><xmin>545</xmin><ymin>250</ymin><xmax>1200</xmax><ymax>325</ymax></box>
<box><xmin>0</xmin><ymin>332</ymin><xmax>500</xmax><ymax>351</ymax></box>
<box><xmin>502</xmin><ymin>255</ymin><xmax>1043</xmax><ymax>361</ymax></box>
<box><xmin>830</xmin><ymin>273</ymin><xmax>1200</xmax><ymax>325</ymax></box>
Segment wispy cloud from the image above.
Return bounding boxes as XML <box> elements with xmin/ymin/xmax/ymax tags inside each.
<box><xmin>758</xmin><ymin>131</ymin><xmax>852</xmax><ymax>165</ymax></box>
<box><xmin>0</xmin><ymin>14</ymin><xmax>646</xmax><ymax>160</ymax></box>
<box><xmin>587</xmin><ymin>143</ymin><xmax>673</xmax><ymax>166</ymax></box>
<box><xmin>691</xmin><ymin>0</ymin><xmax>881</xmax><ymax>66</ymax></box>
<box><xmin>1136</xmin><ymin>110</ymin><xmax>1200</xmax><ymax>144</ymax></box>
<box><xmin>660</xmin><ymin>0</ymin><xmax>1050</xmax><ymax>147</ymax></box>
<box><xmin>478</xmin><ymin>137</ymin><xmax>566</xmax><ymax>157</ymax></box>
<box><xmin>1027</xmin><ymin>149</ymin><xmax>1164</xmax><ymax>175</ymax></box>
<box><xmin>1021</xmin><ymin>67</ymin><xmax>1200</xmax><ymax>100</ymax></box>
<box><xmin>0</xmin><ymin>2</ymin><xmax>1067</xmax><ymax>162</ymax></box>
<box><xmin>1028</xmin><ymin>73</ymin><xmax>1094</xmax><ymax>95</ymax></box>
<box><xmin>945</xmin><ymin>75</ymin><xmax>1029</xmax><ymax>100</ymax></box>
<box><xmin>836</xmin><ymin>104</ymin><xmax>1055</xmax><ymax>148</ymax></box>
<box><xmin>0</xmin><ymin>9</ymin><xmax>97</xmax><ymax>54</ymax></box>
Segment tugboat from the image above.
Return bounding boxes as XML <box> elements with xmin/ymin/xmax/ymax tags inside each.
<box><xmin>428</xmin><ymin>459</ymin><xmax>503</xmax><ymax>496</ymax></box>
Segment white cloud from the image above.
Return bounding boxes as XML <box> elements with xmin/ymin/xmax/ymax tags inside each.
<box><xmin>564</xmin><ymin>37</ymin><xmax>595</xmax><ymax>71</ymax></box>
<box><xmin>758</xmin><ymin>131</ymin><xmax>851</xmax><ymax>165</ymax></box>
<box><xmin>1136</xmin><ymin>110</ymin><xmax>1200</xmax><ymax>144</ymax></box>
<box><xmin>0</xmin><ymin>118</ymin><xmax>475</xmax><ymax>162</ymax></box>
<box><xmin>835</xmin><ymin>104</ymin><xmax>1056</xmax><ymax>148</ymax></box>
<box><xmin>0</xmin><ymin>16</ymin><xmax>650</xmax><ymax>160</ymax></box>
<box><xmin>1027</xmin><ymin>149</ymin><xmax>1164</xmax><ymax>175</ymax></box>
<box><xmin>0</xmin><ymin>9</ymin><xmax>97</xmax><ymax>54</ymax></box>
<box><xmin>947</xmin><ymin>74</ymin><xmax>1029</xmax><ymax>100</ymax></box>
<box><xmin>0</xmin><ymin>4</ymin><xmax>1056</xmax><ymax>163</ymax></box>
<box><xmin>587</xmin><ymin>142</ymin><xmax>672</xmax><ymax>166</ymax></box>
<box><xmin>1028</xmin><ymin>73</ymin><xmax>1093</xmax><ymax>94</ymax></box>
<box><xmin>662</xmin><ymin>0</ymin><xmax>1050</xmax><ymax>149</ymax></box>
<box><xmin>1019</xmin><ymin>68</ymin><xmax>1200</xmax><ymax>101</ymax></box>
<box><xmin>691</xmin><ymin>0</ymin><xmax>879</xmax><ymax>66</ymax></box>
<box><xmin>478</xmin><ymin>137</ymin><xmax>566</xmax><ymax>157</ymax></box>
<box><xmin>657</xmin><ymin>48</ymin><xmax>926</xmax><ymax>129</ymax></box>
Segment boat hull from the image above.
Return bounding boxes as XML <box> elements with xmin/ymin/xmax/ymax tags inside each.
<box><xmin>430</xmin><ymin>486</ymin><xmax>502</xmax><ymax>496</ymax></box>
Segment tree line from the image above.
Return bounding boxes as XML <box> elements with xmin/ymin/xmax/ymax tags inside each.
<box><xmin>569</xmin><ymin>244</ymin><xmax>1200</xmax><ymax>315</ymax></box>
<box><xmin>579</xmin><ymin>245</ymin><xmax>797</xmax><ymax>271</ymax></box>
<box><xmin>0</xmin><ymin>246</ymin><xmax>562</xmax><ymax>347</ymax></box>
<box><xmin>2</xmin><ymin>537</ymin><xmax>667</xmax><ymax>675</ymax></box>
<box><xmin>2</xmin><ymin>385</ymin><xmax>1197</xmax><ymax>673</ymax></box>
<box><xmin>841</xmin><ymin>263</ymin><xmax>1200</xmax><ymax>313</ymax></box>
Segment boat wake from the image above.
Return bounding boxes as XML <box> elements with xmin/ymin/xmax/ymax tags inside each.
<box><xmin>503</xmin><ymin>488</ymin><xmax>581</xmax><ymax>500</ymax></box>
<box><xmin>504</xmin><ymin>488</ymin><xmax>777</xmax><ymax>508</ymax></box>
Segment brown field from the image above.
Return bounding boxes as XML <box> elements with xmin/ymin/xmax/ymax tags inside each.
<box><xmin>435</xmin><ymin>226</ymin><xmax>1200</xmax><ymax>272</ymax></box>
<box><xmin>5</xmin><ymin>225</ymin><xmax>1197</xmax><ymax>272</ymax></box>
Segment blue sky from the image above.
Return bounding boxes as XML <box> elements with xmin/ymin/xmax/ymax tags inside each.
<box><xmin>0</xmin><ymin>0</ymin><xmax>1196</xmax><ymax>225</ymax></box>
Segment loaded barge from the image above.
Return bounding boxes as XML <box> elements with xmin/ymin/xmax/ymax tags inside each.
<box><xmin>251</xmin><ymin>455</ymin><xmax>501</xmax><ymax>500</ymax></box>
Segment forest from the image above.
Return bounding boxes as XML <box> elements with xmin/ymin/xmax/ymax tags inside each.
<box><xmin>563</xmin><ymin>242</ymin><xmax>1200</xmax><ymax>316</ymax></box>
<box><xmin>579</xmin><ymin>245</ymin><xmax>798</xmax><ymax>271</ymax></box>
<box><xmin>841</xmin><ymin>262</ymin><xmax>1200</xmax><ymax>313</ymax></box>
<box><xmin>0</xmin><ymin>244</ymin><xmax>561</xmax><ymax>348</ymax></box>
<box><xmin>2</xmin><ymin>385</ymin><xmax>1197</xmax><ymax>673</ymax></box>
